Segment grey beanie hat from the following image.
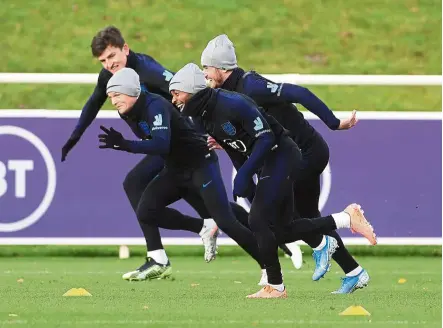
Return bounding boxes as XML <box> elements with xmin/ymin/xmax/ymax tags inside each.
<box><xmin>169</xmin><ymin>63</ymin><xmax>206</xmax><ymax>94</ymax></box>
<box><xmin>201</xmin><ymin>34</ymin><xmax>237</xmax><ymax>70</ymax></box>
<box><xmin>106</xmin><ymin>67</ymin><xmax>141</xmax><ymax>97</ymax></box>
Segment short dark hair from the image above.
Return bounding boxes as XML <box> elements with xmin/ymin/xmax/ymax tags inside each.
<box><xmin>91</xmin><ymin>26</ymin><xmax>125</xmax><ymax>57</ymax></box>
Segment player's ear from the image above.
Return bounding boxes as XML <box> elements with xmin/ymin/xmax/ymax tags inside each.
<box><xmin>122</xmin><ymin>43</ymin><xmax>130</xmax><ymax>55</ymax></box>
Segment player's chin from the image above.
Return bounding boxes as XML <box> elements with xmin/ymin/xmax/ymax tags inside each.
<box><xmin>110</xmin><ymin>65</ymin><xmax>120</xmax><ymax>74</ymax></box>
<box><xmin>206</xmin><ymin>79</ymin><xmax>217</xmax><ymax>88</ymax></box>
<box><xmin>117</xmin><ymin>105</ymin><xmax>127</xmax><ymax>114</ymax></box>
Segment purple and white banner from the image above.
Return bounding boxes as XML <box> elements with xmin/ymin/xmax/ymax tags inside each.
<box><xmin>0</xmin><ymin>110</ymin><xmax>441</xmax><ymax>245</ymax></box>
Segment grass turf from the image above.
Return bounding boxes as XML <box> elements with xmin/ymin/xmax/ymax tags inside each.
<box><xmin>1</xmin><ymin>245</ymin><xmax>441</xmax><ymax>258</ymax></box>
<box><xmin>0</xmin><ymin>255</ymin><xmax>441</xmax><ymax>327</ymax></box>
<box><xmin>0</xmin><ymin>0</ymin><xmax>441</xmax><ymax>111</ymax></box>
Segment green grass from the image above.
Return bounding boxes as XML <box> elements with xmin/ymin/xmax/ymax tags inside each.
<box><xmin>1</xmin><ymin>245</ymin><xmax>441</xmax><ymax>258</ymax></box>
<box><xmin>0</xmin><ymin>0</ymin><xmax>441</xmax><ymax>110</ymax></box>
<box><xmin>0</xmin><ymin>256</ymin><xmax>441</xmax><ymax>327</ymax></box>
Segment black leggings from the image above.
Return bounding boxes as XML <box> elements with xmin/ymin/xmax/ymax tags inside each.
<box><xmin>295</xmin><ymin>136</ymin><xmax>358</xmax><ymax>274</ymax></box>
<box><xmin>134</xmin><ymin>160</ymin><xmax>264</xmax><ymax>268</ymax></box>
<box><xmin>247</xmin><ymin>138</ymin><xmax>337</xmax><ymax>285</ymax></box>
<box><xmin>123</xmin><ymin>154</ymin><xmax>250</xmax><ymax>252</ymax></box>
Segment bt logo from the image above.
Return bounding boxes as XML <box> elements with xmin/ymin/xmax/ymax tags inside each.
<box><xmin>0</xmin><ymin>126</ymin><xmax>56</xmax><ymax>232</ymax></box>
<box><xmin>0</xmin><ymin>160</ymin><xmax>34</xmax><ymax>198</ymax></box>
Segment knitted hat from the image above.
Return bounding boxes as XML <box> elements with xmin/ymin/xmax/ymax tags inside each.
<box><xmin>106</xmin><ymin>67</ymin><xmax>141</xmax><ymax>97</ymax></box>
<box><xmin>169</xmin><ymin>63</ymin><xmax>207</xmax><ymax>94</ymax></box>
<box><xmin>201</xmin><ymin>34</ymin><xmax>237</xmax><ymax>70</ymax></box>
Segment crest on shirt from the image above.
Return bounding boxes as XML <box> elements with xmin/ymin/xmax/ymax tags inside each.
<box><xmin>221</xmin><ymin>121</ymin><xmax>236</xmax><ymax>136</ymax></box>
<box><xmin>138</xmin><ymin>121</ymin><xmax>151</xmax><ymax>136</ymax></box>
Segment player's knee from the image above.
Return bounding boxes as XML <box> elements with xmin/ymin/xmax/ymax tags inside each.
<box><xmin>135</xmin><ymin>206</ymin><xmax>158</xmax><ymax>225</ymax></box>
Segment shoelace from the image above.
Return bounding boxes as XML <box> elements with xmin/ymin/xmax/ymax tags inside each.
<box><xmin>263</xmin><ymin>285</ymin><xmax>274</xmax><ymax>293</ymax></box>
<box><xmin>312</xmin><ymin>251</ymin><xmax>321</xmax><ymax>264</ymax></box>
<box><xmin>337</xmin><ymin>276</ymin><xmax>353</xmax><ymax>292</ymax></box>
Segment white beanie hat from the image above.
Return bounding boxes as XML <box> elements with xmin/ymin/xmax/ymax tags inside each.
<box><xmin>201</xmin><ymin>34</ymin><xmax>238</xmax><ymax>70</ymax></box>
<box><xmin>106</xmin><ymin>67</ymin><xmax>141</xmax><ymax>97</ymax></box>
<box><xmin>169</xmin><ymin>63</ymin><xmax>207</xmax><ymax>94</ymax></box>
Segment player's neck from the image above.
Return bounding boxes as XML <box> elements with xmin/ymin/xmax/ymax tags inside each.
<box><xmin>221</xmin><ymin>70</ymin><xmax>233</xmax><ymax>84</ymax></box>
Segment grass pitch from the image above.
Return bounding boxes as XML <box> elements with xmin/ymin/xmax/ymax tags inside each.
<box><xmin>0</xmin><ymin>255</ymin><xmax>441</xmax><ymax>327</ymax></box>
<box><xmin>0</xmin><ymin>0</ymin><xmax>441</xmax><ymax>110</ymax></box>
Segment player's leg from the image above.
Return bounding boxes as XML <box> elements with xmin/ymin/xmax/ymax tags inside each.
<box><xmin>279</xmin><ymin>143</ymin><xmax>376</xmax><ymax>245</ymax></box>
<box><xmin>298</xmin><ymin>172</ymin><xmax>365</xmax><ymax>279</ymax></box>
<box><xmin>189</xmin><ymin>160</ymin><xmax>264</xmax><ymax>269</ymax></box>
<box><xmin>123</xmin><ymin>155</ymin><xmax>219</xmax><ymax>266</ymax></box>
<box><xmin>184</xmin><ymin>188</ymin><xmax>252</xmax><ymax>226</ymax></box>
<box><xmin>183</xmin><ymin>190</ymin><xmax>259</xmax><ymax>261</ymax></box>
<box><xmin>247</xmin><ymin>139</ymin><xmax>377</xmax><ymax>298</ymax></box>
<box><xmin>291</xmin><ymin>141</ymin><xmax>334</xmax><ymax>277</ymax></box>
<box><xmin>123</xmin><ymin>168</ymin><xmax>209</xmax><ymax>281</ymax></box>
<box><xmin>295</xmin><ymin>165</ymin><xmax>342</xmax><ymax>281</ymax></box>
<box><xmin>297</xmin><ymin>137</ymin><xmax>368</xmax><ymax>292</ymax></box>
<box><xmin>184</xmin><ymin>190</ymin><xmax>252</xmax><ymax>229</ymax></box>
<box><xmin>279</xmin><ymin>202</ymin><xmax>375</xmax><ymax>293</ymax></box>
<box><xmin>122</xmin><ymin>155</ymin><xmax>183</xmax><ymax>262</ymax></box>
<box><xmin>227</xmin><ymin>196</ymin><xmax>297</xmax><ymax>281</ymax></box>
<box><xmin>246</xmin><ymin>139</ymin><xmax>303</xmax><ymax>298</ymax></box>
<box><xmin>123</xmin><ymin>155</ymin><xmax>163</xmax><ymax>212</ymax></box>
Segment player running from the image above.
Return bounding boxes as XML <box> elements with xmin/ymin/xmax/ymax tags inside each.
<box><xmin>169</xmin><ymin>63</ymin><xmax>377</xmax><ymax>298</ymax></box>
<box><xmin>200</xmin><ymin>34</ymin><xmax>368</xmax><ymax>294</ymax></box>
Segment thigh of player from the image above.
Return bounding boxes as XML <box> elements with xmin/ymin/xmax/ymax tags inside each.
<box><xmin>188</xmin><ymin>160</ymin><xmax>235</xmax><ymax>224</ymax></box>
<box><xmin>297</xmin><ymin>135</ymin><xmax>329</xmax><ymax>179</ymax></box>
<box><xmin>126</xmin><ymin>154</ymin><xmax>165</xmax><ymax>187</ymax></box>
<box><xmin>181</xmin><ymin>189</ymin><xmax>211</xmax><ymax>219</ymax></box>
<box><xmin>136</xmin><ymin>168</ymin><xmax>182</xmax><ymax>219</ymax></box>
<box><xmin>124</xmin><ymin>155</ymin><xmax>166</xmax><ymax>210</ymax></box>
<box><xmin>294</xmin><ymin>136</ymin><xmax>330</xmax><ymax>218</ymax></box>
<box><xmin>251</xmin><ymin>138</ymin><xmax>301</xmax><ymax>227</ymax></box>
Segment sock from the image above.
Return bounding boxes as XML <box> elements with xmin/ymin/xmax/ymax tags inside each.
<box><xmin>261</xmin><ymin>269</ymin><xmax>267</xmax><ymax>275</ymax></box>
<box><xmin>332</xmin><ymin>212</ymin><xmax>351</xmax><ymax>229</ymax></box>
<box><xmin>345</xmin><ymin>266</ymin><xmax>363</xmax><ymax>277</ymax></box>
<box><xmin>269</xmin><ymin>283</ymin><xmax>285</xmax><ymax>292</ymax></box>
<box><xmin>312</xmin><ymin>235</ymin><xmax>326</xmax><ymax>250</ymax></box>
<box><xmin>199</xmin><ymin>219</ymin><xmax>213</xmax><ymax>236</ymax></box>
<box><xmin>147</xmin><ymin>249</ymin><xmax>168</xmax><ymax>265</ymax></box>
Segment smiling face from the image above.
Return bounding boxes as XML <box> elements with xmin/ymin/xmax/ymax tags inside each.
<box><xmin>97</xmin><ymin>44</ymin><xmax>129</xmax><ymax>74</ymax></box>
<box><xmin>202</xmin><ymin>66</ymin><xmax>226</xmax><ymax>88</ymax></box>
<box><xmin>107</xmin><ymin>91</ymin><xmax>137</xmax><ymax>114</ymax></box>
<box><xmin>202</xmin><ymin>65</ymin><xmax>235</xmax><ymax>89</ymax></box>
<box><xmin>91</xmin><ymin>26</ymin><xmax>130</xmax><ymax>74</ymax></box>
<box><xmin>170</xmin><ymin>90</ymin><xmax>193</xmax><ymax>111</ymax></box>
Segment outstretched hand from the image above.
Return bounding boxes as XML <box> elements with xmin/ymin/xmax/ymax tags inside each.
<box><xmin>338</xmin><ymin>110</ymin><xmax>358</xmax><ymax>130</ymax></box>
<box><xmin>98</xmin><ymin>126</ymin><xmax>126</xmax><ymax>150</ymax></box>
